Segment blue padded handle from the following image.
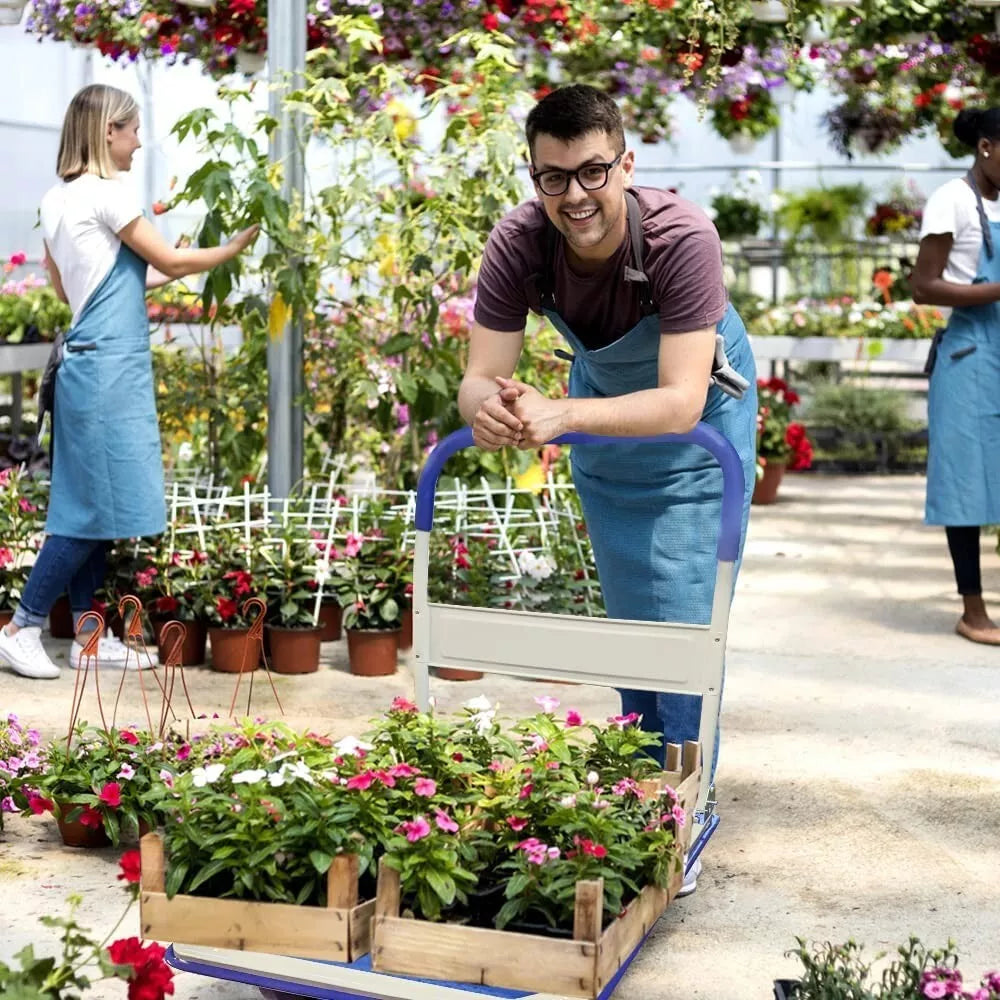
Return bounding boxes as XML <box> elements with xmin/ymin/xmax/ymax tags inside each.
<box><xmin>415</xmin><ymin>423</ymin><xmax>746</xmax><ymax>562</ymax></box>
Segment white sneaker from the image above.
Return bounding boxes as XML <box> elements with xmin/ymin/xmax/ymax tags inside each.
<box><xmin>0</xmin><ymin>625</ymin><xmax>61</xmax><ymax>679</ymax></box>
<box><xmin>676</xmin><ymin>856</ymin><xmax>702</xmax><ymax>898</ymax></box>
<box><xmin>71</xmin><ymin>633</ymin><xmax>158</xmax><ymax>671</ymax></box>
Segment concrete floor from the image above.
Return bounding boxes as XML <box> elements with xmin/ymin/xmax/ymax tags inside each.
<box><xmin>2</xmin><ymin>472</ymin><xmax>999</xmax><ymax>1000</ymax></box>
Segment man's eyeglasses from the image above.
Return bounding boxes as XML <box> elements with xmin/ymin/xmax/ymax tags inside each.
<box><xmin>530</xmin><ymin>153</ymin><xmax>623</xmax><ymax>197</ymax></box>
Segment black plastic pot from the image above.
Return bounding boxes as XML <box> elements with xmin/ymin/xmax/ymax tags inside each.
<box><xmin>506</xmin><ymin>918</ymin><xmax>574</xmax><ymax>940</ymax></box>
<box><xmin>466</xmin><ymin>883</ymin><xmax>505</xmax><ymax>928</ymax></box>
<box><xmin>773</xmin><ymin>980</ymin><xmax>799</xmax><ymax>1000</ymax></box>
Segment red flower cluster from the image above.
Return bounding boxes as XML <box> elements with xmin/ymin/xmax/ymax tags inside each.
<box><xmin>107</xmin><ymin>937</ymin><xmax>175</xmax><ymax>1000</ymax></box>
<box><xmin>785</xmin><ymin>422</ymin><xmax>813</xmax><ymax>471</ymax></box>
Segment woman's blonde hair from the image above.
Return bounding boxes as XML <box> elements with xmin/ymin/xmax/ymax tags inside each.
<box><xmin>56</xmin><ymin>84</ymin><xmax>138</xmax><ymax>181</ymax></box>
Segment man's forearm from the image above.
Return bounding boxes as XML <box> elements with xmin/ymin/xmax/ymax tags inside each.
<box><xmin>459</xmin><ymin>375</ymin><xmax>503</xmax><ymax>426</ymax></box>
<box><xmin>563</xmin><ymin>385</ymin><xmax>706</xmax><ymax>438</ymax></box>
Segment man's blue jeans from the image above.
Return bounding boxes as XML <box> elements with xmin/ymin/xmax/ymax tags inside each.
<box><xmin>13</xmin><ymin>535</ymin><xmax>109</xmax><ymax>630</ymax></box>
<box><xmin>618</xmin><ymin>685</ymin><xmax>722</xmax><ymax>780</ymax></box>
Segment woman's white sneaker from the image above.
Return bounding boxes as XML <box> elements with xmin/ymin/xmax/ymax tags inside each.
<box><xmin>0</xmin><ymin>625</ymin><xmax>61</xmax><ymax>679</ymax></box>
<box><xmin>676</xmin><ymin>856</ymin><xmax>702</xmax><ymax>898</ymax></box>
<box><xmin>70</xmin><ymin>633</ymin><xmax>158</xmax><ymax>671</ymax></box>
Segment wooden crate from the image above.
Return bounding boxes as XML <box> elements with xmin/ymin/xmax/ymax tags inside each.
<box><xmin>371</xmin><ymin>741</ymin><xmax>701</xmax><ymax>999</ymax></box>
<box><xmin>139</xmin><ymin>833</ymin><xmax>375</xmax><ymax>962</ymax></box>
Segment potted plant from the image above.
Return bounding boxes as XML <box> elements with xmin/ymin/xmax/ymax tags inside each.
<box><xmin>147</xmin><ymin>544</ymin><xmax>212</xmax><ymax>665</ymax></box>
<box><xmin>330</xmin><ymin>510</ymin><xmax>410</xmax><ymax>677</ymax></box>
<box><xmin>776</xmin><ymin>935</ymin><xmax>1000</xmax><ymax>999</ymax></box>
<box><xmin>200</xmin><ymin>533</ymin><xmax>266</xmax><ymax>673</ymax></box>
<box><xmin>776</xmin><ymin>183</ymin><xmax>868</xmax><ymax>243</ymax></box>
<box><xmin>260</xmin><ymin>521</ymin><xmax>325</xmax><ymax>675</ymax></box>
<box><xmin>0</xmin><ymin>271</ymin><xmax>71</xmax><ymax>343</ymax></box>
<box><xmin>754</xmin><ymin>377</ymin><xmax>813</xmax><ymax>504</ymax></box>
<box><xmin>26</xmin><ymin>724</ymin><xmax>175</xmax><ymax>848</ymax></box>
<box><xmin>0</xmin><ymin>713</ymin><xmax>43</xmax><ymax>833</ymax></box>
<box><xmin>310</xmin><ymin>530</ymin><xmax>344</xmax><ymax>642</ymax></box>
<box><xmin>709</xmin><ymin>87</ymin><xmax>781</xmax><ymax>152</ymax></box>
<box><xmin>710</xmin><ymin>190</ymin><xmax>766</xmax><ymax>242</ymax></box>
<box><xmin>0</xmin><ymin>465</ymin><xmax>45</xmax><ymax>628</ymax></box>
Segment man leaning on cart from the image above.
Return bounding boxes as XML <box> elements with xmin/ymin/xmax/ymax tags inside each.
<box><xmin>458</xmin><ymin>84</ymin><xmax>758</xmax><ymax>897</ymax></box>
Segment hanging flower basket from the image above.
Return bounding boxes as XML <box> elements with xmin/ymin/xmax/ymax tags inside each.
<box><xmin>728</xmin><ymin>133</ymin><xmax>758</xmax><ymax>155</ymax></box>
<box><xmin>749</xmin><ymin>1</ymin><xmax>789</xmax><ymax>23</ymax></box>
<box><xmin>235</xmin><ymin>49</ymin><xmax>267</xmax><ymax>75</ymax></box>
<box><xmin>0</xmin><ymin>1</ymin><xmax>26</xmax><ymax>26</ymax></box>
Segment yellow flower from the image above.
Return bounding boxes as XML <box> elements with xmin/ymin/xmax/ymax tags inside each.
<box><xmin>386</xmin><ymin>98</ymin><xmax>416</xmax><ymax>142</ymax></box>
<box><xmin>515</xmin><ymin>461</ymin><xmax>546</xmax><ymax>493</ymax></box>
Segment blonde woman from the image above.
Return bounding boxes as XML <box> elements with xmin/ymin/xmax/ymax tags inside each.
<box><xmin>0</xmin><ymin>84</ymin><xmax>258</xmax><ymax>679</ymax></box>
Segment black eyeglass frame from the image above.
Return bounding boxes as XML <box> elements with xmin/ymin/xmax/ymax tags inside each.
<box><xmin>530</xmin><ymin>153</ymin><xmax>624</xmax><ymax>197</ymax></box>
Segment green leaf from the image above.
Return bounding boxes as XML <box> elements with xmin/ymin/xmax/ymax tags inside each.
<box><xmin>424</xmin><ymin>869</ymin><xmax>456</xmax><ymax>906</ymax></box>
<box><xmin>309</xmin><ymin>850</ymin><xmax>333</xmax><ymax>875</ymax></box>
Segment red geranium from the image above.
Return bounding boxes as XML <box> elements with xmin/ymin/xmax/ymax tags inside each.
<box><xmin>107</xmin><ymin>937</ymin><xmax>175</xmax><ymax>1000</ymax></box>
<box><xmin>118</xmin><ymin>849</ymin><xmax>142</xmax><ymax>885</ymax></box>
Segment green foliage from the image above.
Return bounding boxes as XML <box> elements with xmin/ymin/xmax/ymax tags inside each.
<box><xmin>0</xmin><ymin>283</ymin><xmax>71</xmax><ymax>343</ymax></box>
<box><xmin>0</xmin><ymin>466</ymin><xmax>46</xmax><ymax>612</ymax></box>
<box><xmin>777</xmin><ymin>185</ymin><xmax>869</xmax><ymax>243</ymax></box>
<box><xmin>806</xmin><ymin>384</ymin><xmax>912</xmax><ymax>434</ymax></box>
<box><xmin>258</xmin><ymin>515</ymin><xmax>325</xmax><ymax>628</ymax></box>
<box><xmin>711</xmin><ymin>192</ymin><xmax>765</xmax><ymax>241</ymax></box>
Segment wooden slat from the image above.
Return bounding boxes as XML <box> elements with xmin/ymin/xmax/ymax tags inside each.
<box><xmin>140</xmin><ymin>833</ymin><xmax>165</xmax><ymax>893</ymax></box>
<box><xmin>372</xmin><ymin>916</ymin><xmax>598</xmax><ymax>998</ymax></box>
<box><xmin>573</xmin><ymin>879</ymin><xmax>603</xmax><ymax>943</ymax></box>
<box><xmin>328</xmin><ymin>853</ymin><xmax>359</xmax><ymax>909</ymax></box>
<box><xmin>374</xmin><ymin>857</ymin><xmax>400</xmax><ymax>921</ymax></box>
<box><xmin>681</xmin><ymin>740</ymin><xmax>700</xmax><ymax>780</ymax></box>
<box><xmin>665</xmin><ymin>743</ymin><xmax>683</xmax><ymax>772</ymax></box>
<box><xmin>595</xmin><ymin>884</ymin><xmax>670</xmax><ymax>990</ymax></box>
<box><xmin>349</xmin><ymin>899</ymin><xmax>375</xmax><ymax>960</ymax></box>
<box><xmin>141</xmin><ymin>891</ymin><xmax>353</xmax><ymax>960</ymax></box>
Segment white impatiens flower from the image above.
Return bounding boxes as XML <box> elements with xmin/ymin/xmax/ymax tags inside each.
<box><xmin>281</xmin><ymin>760</ymin><xmax>315</xmax><ymax>785</ymax></box>
<box><xmin>313</xmin><ymin>559</ymin><xmax>331</xmax><ymax>585</ymax></box>
<box><xmin>191</xmin><ymin>763</ymin><xmax>226</xmax><ymax>787</ymax></box>
<box><xmin>586</xmin><ymin>771</ymin><xmax>600</xmax><ymax>786</ymax></box>
<box><xmin>117</xmin><ymin>764</ymin><xmax>135</xmax><ymax>781</ymax></box>
<box><xmin>334</xmin><ymin>736</ymin><xmax>373</xmax><ymax>757</ymax></box>
<box><xmin>232</xmin><ymin>768</ymin><xmax>267</xmax><ymax>785</ymax></box>
<box><xmin>268</xmin><ymin>771</ymin><xmax>287</xmax><ymax>788</ymax></box>
<box><xmin>463</xmin><ymin>694</ymin><xmax>494</xmax><ymax>712</ymax></box>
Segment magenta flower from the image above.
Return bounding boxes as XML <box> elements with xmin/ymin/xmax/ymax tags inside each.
<box><xmin>387</xmin><ymin>762</ymin><xmax>420</xmax><ymax>778</ymax></box>
<box><xmin>414</xmin><ymin>777</ymin><xmax>436</xmax><ymax>797</ymax></box>
<box><xmin>98</xmin><ymin>782</ymin><xmax>122</xmax><ymax>808</ymax></box>
<box><xmin>345</xmin><ymin>533</ymin><xmax>363</xmax><ymax>557</ymax></box>
<box><xmin>398</xmin><ymin>816</ymin><xmax>431</xmax><ymax>842</ymax></box>
<box><xmin>607</xmin><ymin>712</ymin><xmax>641</xmax><ymax>727</ymax></box>
<box><xmin>519</xmin><ymin>783</ymin><xmax>533</xmax><ymax>800</ymax></box>
<box><xmin>564</xmin><ymin>710</ymin><xmax>583</xmax><ymax>727</ymax></box>
<box><xmin>434</xmin><ymin>809</ymin><xmax>458</xmax><ymax>833</ymax></box>
<box><xmin>390</xmin><ymin>696</ymin><xmax>417</xmax><ymax>713</ymax></box>
<box><xmin>176</xmin><ymin>743</ymin><xmax>191</xmax><ymax>762</ymax></box>
<box><xmin>921</xmin><ymin>984</ymin><xmax>947</xmax><ymax>1000</ymax></box>
<box><xmin>671</xmin><ymin>804</ymin><xmax>686</xmax><ymax>827</ymax></box>
<box><xmin>346</xmin><ymin>771</ymin><xmax>375</xmax><ymax>791</ymax></box>
<box><xmin>507</xmin><ymin>815</ymin><xmax>528</xmax><ymax>832</ymax></box>
<box><xmin>528</xmin><ymin>734</ymin><xmax>549</xmax><ymax>754</ymax></box>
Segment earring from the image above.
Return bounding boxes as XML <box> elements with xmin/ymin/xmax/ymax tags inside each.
<box><xmin>985</xmin><ymin>152</ymin><xmax>991</xmax><ymax>159</ymax></box>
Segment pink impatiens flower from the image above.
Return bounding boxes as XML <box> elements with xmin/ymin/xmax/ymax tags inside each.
<box><xmin>507</xmin><ymin>815</ymin><xmax>528</xmax><ymax>832</ymax></box>
<box><xmin>99</xmin><ymin>782</ymin><xmax>122</xmax><ymax>808</ymax></box>
<box><xmin>414</xmin><ymin>777</ymin><xmax>437</xmax><ymax>797</ymax></box>
<box><xmin>397</xmin><ymin>816</ymin><xmax>431</xmax><ymax>842</ymax></box>
<box><xmin>387</xmin><ymin>762</ymin><xmax>420</xmax><ymax>778</ymax></box>
<box><xmin>564</xmin><ymin>709</ymin><xmax>583</xmax><ymax>727</ymax></box>
<box><xmin>434</xmin><ymin>809</ymin><xmax>458</xmax><ymax>833</ymax></box>
<box><xmin>607</xmin><ymin>712</ymin><xmax>641</xmax><ymax>727</ymax></box>
<box><xmin>344</xmin><ymin>533</ymin><xmax>363</xmax><ymax>557</ymax></box>
<box><xmin>346</xmin><ymin>772</ymin><xmax>375</xmax><ymax>791</ymax></box>
<box><xmin>534</xmin><ymin>696</ymin><xmax>559</xmax><ymax>714</ymax></box>
<box><xmin>390</xmin><ymin>696</ymin><xmax>417</xmax><ymax>713</ymax></box>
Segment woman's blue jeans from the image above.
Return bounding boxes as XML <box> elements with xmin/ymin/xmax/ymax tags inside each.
<box><xmin>13</xmin><ymin>535</ymin><xmax>108</xmax><ymax>630</ymax></box>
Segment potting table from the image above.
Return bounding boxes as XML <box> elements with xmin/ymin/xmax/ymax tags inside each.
<box><xmin>165</xmin><ymin>422</ymin><xmax>742</xmax><ymax>1000</ymax></box>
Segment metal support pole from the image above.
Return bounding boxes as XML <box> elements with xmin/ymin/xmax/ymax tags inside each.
<box><xmin>267</xmin><ymin>0</ymin><xmax>307</xmax><ymax>499</ymax></box>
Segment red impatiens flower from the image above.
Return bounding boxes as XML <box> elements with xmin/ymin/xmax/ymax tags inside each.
<box><xmin>118</xmin><ymin>849</ymin><xmax>142</xmax><ymax>884</ymax></box>
<box><xmin>120</xmin><ymin>730</ymin><xmax>140</xmax><ymax>746</ymax></box>
<box><xmin>216</xmin><ymin>597</ymin><xmax>238</xmax><ymax>622</ymax></box>
<box><xmin>79</xmin><ymin>806</ymin><xmax>104</xmax><ymax>828</ymax></box>
<box><xmin>28</xmin><ymin>792</ymin><xmax>54</xmax><ymax>814</ymax></box>
<box><xmin>99</xmin><ymin>782</ymin><xmax>122</xmax><ymax>808</ymax></box>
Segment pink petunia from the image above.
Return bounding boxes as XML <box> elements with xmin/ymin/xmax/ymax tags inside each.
<box><xmin>414</xmin><ymin>777</ymin><xmax>437</xmax><ymax>797</ymax></box>
<box><xmin>398</xmin><ymin>816</ymin><xmax>431</xmax><ymax>842</ymax></box>
<box><xmin>434</xmin><ymin>809</ymin><xmax>458</xmax><ymax>833</ymax></box>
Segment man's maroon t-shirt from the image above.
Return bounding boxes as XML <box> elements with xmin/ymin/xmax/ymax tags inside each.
<box><xmin>473</xmin><ymin>185</ymin><xmax>728</xmax><ymax>350</ymax></box>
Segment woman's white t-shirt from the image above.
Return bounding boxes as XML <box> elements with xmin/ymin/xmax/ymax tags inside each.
<box><xmin>920</xmin><ymin>176</ymin><xmax>1000</xmax><ymax>285</ymax></box>
<box><xmin>39</xmin><ymin>174</ymin><xmax>143</xmax><ymax>327</ymax></box>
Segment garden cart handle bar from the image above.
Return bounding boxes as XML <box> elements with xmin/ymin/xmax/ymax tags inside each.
<box><xmin>415</xmin><ymin>423</ymin><xmax>745</xmax><ymax>562</ymax></box>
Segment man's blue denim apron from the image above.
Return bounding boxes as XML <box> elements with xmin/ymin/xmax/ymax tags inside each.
<box><xmin>47</xmin><ymin>241</ymin><xmax>166</xmax><ymax>540</ymax></box>
<box><xmin>543</xmin><ymin>299</ymin><xmax>757</xmax><ymax>770</ymax></box>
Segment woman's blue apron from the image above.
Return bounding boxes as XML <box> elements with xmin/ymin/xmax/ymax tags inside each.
<box><xmin>47</xmin><ymin>242</ymin><xmax>166</xmax><ymax>540</ymax></box>
<box><xmin>926</xmin><ymin>180</ymin><xmax>1000</xmax><ymax>526</ymax></box>
<box><xmin>544</xmin><ymin>299</ymin><xmax>757</xmax><ymax>757</ymax></box>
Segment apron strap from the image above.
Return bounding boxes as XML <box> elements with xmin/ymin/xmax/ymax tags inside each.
<box><xmin>965</xmin><ymin>169</ymin><xmax>994</xmax><ymax>261</ymax></box>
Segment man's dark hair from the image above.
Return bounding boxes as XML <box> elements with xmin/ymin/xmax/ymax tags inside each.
<box><xmin>525</xmin><ymin>85</ymin><xmax>626</xmax><ymax>160</ymax></box>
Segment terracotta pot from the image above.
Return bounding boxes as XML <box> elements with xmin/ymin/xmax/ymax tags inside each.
<box><xmin>267</xmin><ymin>625</ymin><xmax>323</xmax><ymax>674</ymax></box>
<box><xmin>752</xmin><ymin>460</ymin><xmax>786</xmax><ymax>506</ymax></box>
<box><xmin>208</xmin><ymin>627</ymin><xmax>260</xmax><ymax>673</ymax></box>
<box><xmin>0</xmin><ymin>609</ymin><xmax>12</xmax><ymax>630</ymax></box>
<box><xmin>434</xmin><ymin>666</ymin><xmax>485</xmax><ymax>682</ymax></box>
<box><xmin>48</xmin><ymin>595</ymin><xmax>75</xmax><ymax>638</ymax></box>
<box><xmin>56</xmin><ymin>810</ymin><xmax>110</xmax><ymax>849</ymax></box>
<box><xmin>317</xmin><ymin>601</ymin><xmax>343</xmax><ymax>642</ymax></box>
<box><xmin>346</xmin><ymin>628</ymin><xmax>400</xmax><ymax>677</ymax></box>
<box><xmin>151</xmin><ymin>617</ymin><xmax>208</xmax><ymax>666</ymax></box>
<box><xmin>398</xmin><ymin>607</ymin><xmax>413</xmax><ymax>651</ymax></box>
